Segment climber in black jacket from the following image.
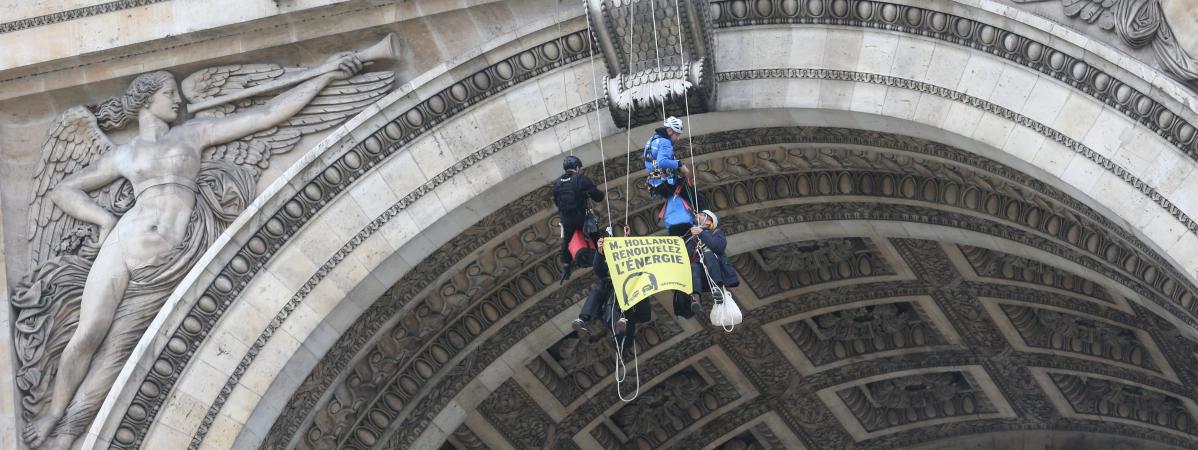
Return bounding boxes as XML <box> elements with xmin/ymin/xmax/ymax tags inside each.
<box><xmin>553</xmin><ymin>155</ymin><xmax>605</xmax><ymax>280</ymax></box>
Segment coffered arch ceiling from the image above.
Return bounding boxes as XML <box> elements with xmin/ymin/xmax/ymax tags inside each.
<box><xmin>256</xmin><ymin>126</ymin><xmax>1198</xmax><ymax>450</ymax></box>
<box><xmin>87</xmin><ymin>1</ymin><xmax>1198</xmax><ymax>449</ymax></box>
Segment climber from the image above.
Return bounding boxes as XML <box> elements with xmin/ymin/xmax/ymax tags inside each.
<box><xmin>554</xmin><ymin>155</ymin><xmax>605</xmax><ymax>280</ymax></box>
<box><xmin>572</xmin><ymin>238</ymin><xmax>652</xmax><ymax>344</ymax></box>
<box><xmin>685</xmin><ymin>210</ymin><xmax>739</xmax><ymax>316</ymax></box>
<box><xmin>645</xmin><ymin>116</ymin><xmax>703</xmax><ymax>238</ymax></box>
<box><xmin>644</xmin><ymin>116</ymin><xmax>693</xmax><ymax>198</ymax></box>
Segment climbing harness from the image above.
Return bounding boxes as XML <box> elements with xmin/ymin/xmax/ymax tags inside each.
<box><xmin>685</xmin><ymin>234</ymin><xmax>738</xmax><ymax>332</ymax></box>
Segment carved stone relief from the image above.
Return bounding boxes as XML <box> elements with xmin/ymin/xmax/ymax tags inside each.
<box><xmin>1049</xmin><ymin>372</ymin><xmax>1198</xmax><ymax>435</ymax></box>
<box><xmin>527</xmin><ymin>301</ymin><xmax>683</xmax><ymax>407</ymax></box>
<box><xmin>8</xmin><ymin>41</ymin><xmax>396</xmax><ymax>450</ymax></box>
<box><xmin>1002</xmin><ymin>303</ymin><xmax>1158</xmax><ymax>371</ymax></box>
<box><xmin>732</xmin><ymin>238</ymin><xmax>895</xmax><ymax>299</ymax></box>
<box><xmin>587</xmin><ymin>0</ymin><xmax>716</xmax><ymax>127</ymax></box>
<box><xmin>591</xmin><ymin>360</ymin><xmax>740</xmax><ymax>449</ymax></box>
<box><xmin>837</xmin><ymin>370</ymin><xmax>998</xmax><ymax>432</ymax></box>
<box><xmin>442</xmin><ymin>424</ymin><xmax>489</xmax><ymax>450</ymax></box>
<box><xmin>1013</xmin><ymin>0</ymin><xmax>1198</xmax><ymax>84</ymax></box>
<box><xmin>478</xmin><ymin>380</ymin><xmax>572</xmax><ymax>450</ymax></box>
<box><xmin>784</xmin><ymin>301</ymin><xmax>949</xmax><ymax>367</ymax></box>
<box><xmin>960</xmin><ymin>245</ymin><xmax>1114</xmax><ymax>304</ymax></box>
<box><xmin>710</xmin><ymin>0</ymin><xmax>1198</xmax><ymax>160</ymax></box>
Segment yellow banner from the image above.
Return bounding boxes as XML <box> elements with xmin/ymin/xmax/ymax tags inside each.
<box><xmin>603</xmin><ymin>236</ymin><xmax>693</xmax><ymax>311</ymax></box>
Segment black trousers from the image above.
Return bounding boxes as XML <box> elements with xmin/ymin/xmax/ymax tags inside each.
<box><xmin>579</xmin><ymin>277</ymin><xmax>651</xmax><ymax>340</ymax></box>
<box><xmin>691</xmin><ymin>250</ymin><xmax>727</xmax><ymax>295</ymax></box>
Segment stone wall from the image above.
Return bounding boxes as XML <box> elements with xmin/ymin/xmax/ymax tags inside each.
<box><xmin>2</xmin><ymin>1</ymin><xmax>1198</xmax><ymax>449</ymax></box>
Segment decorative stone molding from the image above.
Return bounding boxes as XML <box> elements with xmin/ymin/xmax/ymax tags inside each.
<box><xmin>960</xmin><ymin>245</ymin><xmax>1115</xmax><ymax>304</ymax></box>
<box><xmin>1013</xmin><ymin>0</ymin><xmax>1198</xmax><ymax>85</ymax></box>
<box><xmin>836</xmin><ymin>370</ymin><xmax>1001</xmax><ymax>433</ymax></box>
<box><xmin>1043</xmin><ymin>370</ymin><xmax>1198</xmax><ymax>437</ymax></box>
<box><xmin>589</xmin><ymin>359</ymin><xmax>740</xmax><ymax>448</ymax></box>
<box><xmin>526</xmin><ymin>301</ymin><xmax>683</xmax><ymax>407</ymax></box>
<box><xmin>710</xmin><ymin>0</ymin><xmax>1198</xmax><ymax>164</ymax></box>
<box><xmin>718</xmin><ymin>67</ymin><xmax>1198</xmax><ymax>236</ymax></box>
<box><xmin>587</xmin><ymin>0</ymin><xmax>717</xmax><ymax>127</ymax></box>
<box><xmin>0</xmin><ymin>0</ymin><xmax>171</xmax><ymax>34</ymax></box>
<box><xmin>785</xmin><ymin>300</ymin><xmax>950</xmax><ymax>367</ymax></box>
<box><xmin>733</xmin><ymin>238</ymin><xmax>895</xmax><ymax>299</ymax></box>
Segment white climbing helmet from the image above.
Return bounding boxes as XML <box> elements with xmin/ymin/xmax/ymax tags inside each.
<box><xmin>664</xmin><ymin>116</ymin><xmax>684</xmax><ymax>133</ymax></box>
<box><xmin>701</xmin><ymin>210</ymin><xmax>718</xmax><ymax>228</ymax></box>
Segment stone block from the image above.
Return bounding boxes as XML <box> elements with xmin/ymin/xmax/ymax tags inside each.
<box><xmin>821</xmin><ymin>28</ymin><xmax>865</xmax><ymax>72</ymax></box>
<box><xmin>890</xmin><ymin>36</ymin><xmax>936</xmax><ymax>80</ymax></box>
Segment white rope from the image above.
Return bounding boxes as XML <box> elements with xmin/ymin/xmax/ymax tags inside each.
<box><xmin>609</xmin><ymin>298</ymin><xmax>641</xmax><ymax>402</ymax></box>
<box><xmin>698</xmin><ymin>249</ymin><xmax>736</xmax><ymax>333</ymax></box>
<box><xmin>622</xmin><ymin>0</ymin><xmax>636</xmax><ymax>233</ymax></box>
<box><xmin>582</xmin><ymin>0</ymin><xmax>613</xmax><ymax>231</ymax></box>
<box><xmin>672</xmin><ymin>0</ymin><xmax>699</xmax><ymax>203</ymax></box>
<box><xmin>687</xmin><ymin>235</ymin><xmax>736</xmax><ymax>333</ymax></box>
<box><xmin>581</xmin><ymin>0</ymin><xmax>639</xmax><ymax>401</ymax></box>
<box><xmin>553</xmin><ymin>0</ymin><xmax>575</xmax><ymax>156</ymax></box>
<box><xmin>648</xmin><ymin>0</ymin><xmax>667</xmax><ymax>120</ymax></box>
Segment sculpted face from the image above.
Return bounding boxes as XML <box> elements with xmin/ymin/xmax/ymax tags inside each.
<box><xmin>147</xmin><ymin>79</ymin><xmax>182</xmax><ymax>123</ymax></box>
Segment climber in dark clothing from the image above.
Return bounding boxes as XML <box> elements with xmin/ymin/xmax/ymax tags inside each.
<box><xmin>572</xmin><ymin>238</ymin><xmax>651</xmax><ymax>343</ymax></box>
<box><xmin>554</xmin><ymin>155</ymin><xmax>605</xmax><ymax>280</ymax></box>
<box><xmin>685</xmin><ymin>210</ymin><xmax>738</xmax><ymax>317</ymax></box>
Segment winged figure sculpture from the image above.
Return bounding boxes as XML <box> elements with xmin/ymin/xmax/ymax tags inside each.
<box><xmin>10</xmin><ymin>39</ymin><xmax>397</xmax><ymax>450</ymax></box>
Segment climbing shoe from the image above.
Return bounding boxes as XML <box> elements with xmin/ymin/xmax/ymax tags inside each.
<box><xmin>690</xmin><ymin>293</ymin><xmax>703</xmax><ymax>316</ymax></box>
<box><xmin>616</xmin><ymin>317</ymin><xmax>628</xmax><ymax>334</ymax></box>
<box><xmin>571</xmin><ymin>318</ymin><xmax>589</xmax><ymax>335</ymax></box>
<box><xmin>559</xmin><ymin>262</ymin><xmax>572</xmax><ymax>286</ymax></box>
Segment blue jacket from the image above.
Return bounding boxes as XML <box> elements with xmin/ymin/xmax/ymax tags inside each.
<box><xmin>643</xmin><ymin>128</ymin><xmax>680</xmax><ymax>187</ymax></box>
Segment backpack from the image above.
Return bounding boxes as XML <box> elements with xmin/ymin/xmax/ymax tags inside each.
<box><xmin>553</xmin><ymin>172</ymin><xmax>584</xmax><ymax>213</ymax></box>
<box><xmin>660</xmin><ymin>193</ymin><xmax>694</xmax><ymax>228</ymax></box>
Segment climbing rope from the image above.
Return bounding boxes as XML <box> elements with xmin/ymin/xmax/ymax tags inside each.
<box><xmin>583</xmin><ymin>0</ymin><xmax>641</xmax><ymax>402</ymax></box>
<box><xmin>672</xmin><ymin>0</ymin><xmax>700</xmax><ymax>209</ymax></box>
<box><xmin>648</xmin><ymin>0</ymin><xmax>668</xmax><ymax>120</ymax></box>
<box><xmin>582</xmin><ymin>0</ymin><xmax>614</xmax><ymax>233</ymax></box>
<box><xmin>622</xmin><ymin>0</ymin><xmax>636</xmax><ymax>237</ymax></box>
<box><xmin>687</xmin><ymin>235</ymin><xmax>736</xmax><ymax>333</ymax></box>
<box><xmin>554</xmin><ymin>0</ymin><xmax>575</xmax><ymax>156</ymax></box>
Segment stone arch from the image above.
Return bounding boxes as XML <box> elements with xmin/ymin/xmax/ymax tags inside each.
<box><xmin>85</xmin><ymin>1</ymin><xmax>1198</xmax><ymax>449</ymax></box>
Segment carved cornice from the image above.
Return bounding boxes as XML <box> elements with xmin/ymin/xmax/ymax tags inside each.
<box><xmin>719</xmin><ymin>67</ymin><xmax>1198</xmax><ymax>236</ymax></box>
<box><xmin>710</xmin><ymin>0</ymin><xmax>1198</xmax><ymax>169</ymax></box>
<box><xmin>0</xmin><ymin>0</ymin><xmax>170</xmax><ymax>34</ymax></box>
<box><xmin>588</xmin><ymin>0</ymin><xmax>717</xmax><ymax>127</ymax></box>
<box><xmin>1011</xmin><ymin>0</ymin><xmax>1198</xmax><ymax>85</ymax></box>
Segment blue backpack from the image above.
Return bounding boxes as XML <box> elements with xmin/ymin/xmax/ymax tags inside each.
<box><xmin>660</xmin><ymin>194</ymin><xmax>694</xmax><ymax>228</ymax></box>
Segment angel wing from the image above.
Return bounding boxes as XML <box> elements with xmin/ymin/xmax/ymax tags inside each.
<box><xmin>26</xmin><ymin>106</ymin><xmax>121</xmax><ymax>267</ymax></box>
<box><xmin>181</xmin><ymin>64</ymin><xmax>394</xmax><ymax>169</ymax></box>
<box><xmin>1012</xmin><ymin>0</ymin><xmax>1118</xmax><ymax>29</ymax></box>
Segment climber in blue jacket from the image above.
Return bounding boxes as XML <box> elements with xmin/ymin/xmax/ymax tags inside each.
<box><xmin>644</xmin><ymin>116</ymin><xmax>692</xmax><ymax>201</ymax></box>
